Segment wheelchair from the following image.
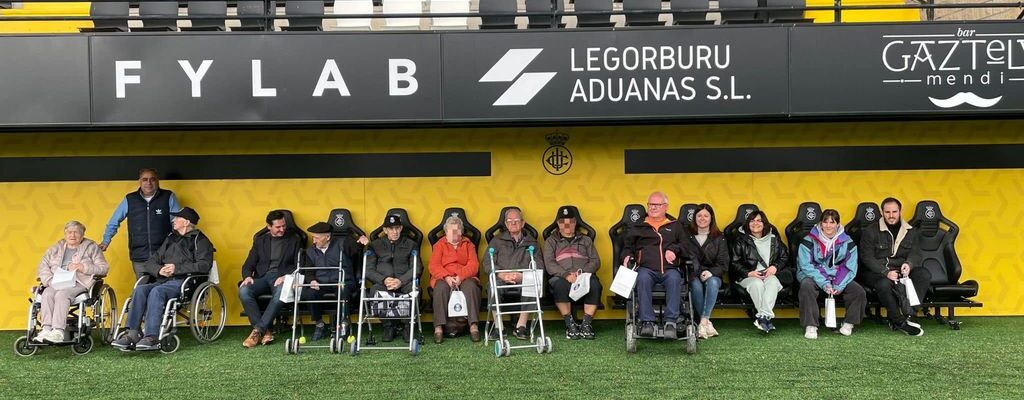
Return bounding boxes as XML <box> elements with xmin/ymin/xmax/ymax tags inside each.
<box><xmin>14</xmin><ymin>277</ymin><xmax>117</xmax><ymax>357</ymax></box>
<box><xmin>112</xmin><ymin>263</ymin><xmax>226</xmax><ymax>353</ymax></box>
<box><xmin>623</xmin><ymin>261</ymin><xmax>698</xmax><ymax>354</ymax></box>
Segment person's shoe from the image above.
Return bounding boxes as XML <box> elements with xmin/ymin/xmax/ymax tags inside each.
<box><xmin>32</xmin><ymin>328</ymin><xmax>52</xmax><ymax>343</ymax></box>
<box><xmin>706</xmin><ymin>321</ymin><xmax>720</xmax><ymax>337</ymax></box>
<box><xmin>894</xmin><ymin>320</ymin><xmax>924</xmax><ymax>336</ymax></box>
<box><xmin>469</xmin><ymin>324</ymin><xmax>481</xmax><ymax>343</ymax></box>
<box><xmin>565</xmin><ymin>320</ymin><xmax>580</xmax><ymax>340</ymax></box>
<box><xmin>112</xmin><ymin>330</ymin><xmax>140</xmax><ymax>350</ymax></box>
<box><xmin>488</xmin><ymin>324</ymin><xmax>503</xmax><ymax>341</ymax></box>
<box><xmin>839</xmin><ymin>322</ymin><xmax>855</xmax><ymax>336</ymax></box>
<box><xmin>260</xmin><ymin>330</ymin><xmax>275</xmax><ymax>345</ymax></box>
<box><xmin>242</xmin><ymin>329</ymin><xmax>261</xmax><ymax>348</ymax></box>
<box><xmin>514</xmin><ymin>325</ymin><xmax>529</xmax><ymax>340</ymax></box>
<box><xmin>767</xmin><ymin>319</ymin><xmax>777</xmax><ymax>331</ymax></box>
<box><xmin>134</xmin><ymin>336</ymin><xmax>160</xmax><ymax>351</ymax></box>
<box><xmin>755</xmin><ymin>317</ymin><xmax>771</xmax><ymax>334</ymax></box>
<box><xmin>311</xmin><ymin>323</ymin><xmax>330</xmax><ymax>341</ymax></box>
<box><xmin>697</xmin><ymin>322</ymin><xmax>709</xmax><ymax>339</ymax></box>
<box><xmin>639</xmin><ymin>321</ymin><xmax>655</xmax><ymax>337</ymax></box>
<box><xmin>400</xmin><ymin>324</ymin><xmax>411</xmax><ymax>343</ymax></box>
<box><xmin>579</xmin><ymin>321</ymin><xmax>596</xmax><ymax>340</ymax></box>
<box><xmin>43</xmin><ymin>329</ymin><xmax>65</xmax><ymax>343</ymax></box>
<box><xmin>434</xmin><ymin>327</ymin><xmax>444</xmax><ymax>344</ymax></box>
<box><xmin>382</xmin><ymin>324</ymin><xmax>396</xmax><ymax>342</ymax></box>
<box><xmin>663</xmin><ymin>322</ymin><xmax>678</xmax><ymax>339</ymax></box>
<box><xmin>804</xmin><ymin>326</ymin><xmax>818</xmax><ymax>340</ymax></box>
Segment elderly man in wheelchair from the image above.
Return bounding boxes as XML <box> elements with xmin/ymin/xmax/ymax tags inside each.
<box><xmin>112</xmin><ymin>207</ymin><xmax>215</xmax><ymax>352</ymax></box>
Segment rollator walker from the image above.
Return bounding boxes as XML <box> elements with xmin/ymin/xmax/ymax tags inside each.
<box><xmin>284</xmin><ymin>251</ymin><xmax>350</xmax><ymax>354</ymax></box>
<box><xmin>484</xmin><ymin>245</ymin><xmax>553</xmax><ymax>357</ymax></box>
<box><xmin>350</xmin><ymin>249</ymin><xmax>423</xmax><ymax>356</ymax></box>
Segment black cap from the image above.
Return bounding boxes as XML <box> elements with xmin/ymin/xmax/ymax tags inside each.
<box><xmin>171</xmin><ymin>207</ymin><xmax>200</xmax><ymax>225</ymax></box>
<box><xmin>383</xmin><ymin>214</ymin><xmax>403</xmax><ymax>228</ymax></box>
<box><xmin>556</xmin><ymin>206</ymin><xmax>577</xmax><ymax>220</ymax></box>
<box><xmin>307</xmin><ymin>222</ymin><xmax>331</xmax><ymax>234</ymax></box>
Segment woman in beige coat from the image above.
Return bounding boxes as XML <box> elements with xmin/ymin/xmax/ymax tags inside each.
<box><xmin>34</xmin><ymin>221</ymin><xmax>109</xmax><ymax>343</ymax></box>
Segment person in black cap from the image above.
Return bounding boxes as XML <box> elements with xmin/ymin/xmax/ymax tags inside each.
<box><xmin>239</xmin><ymin>210</ymin><xmax>304</xmax><ymax>349</ymax></box>
<box><xmin>542</xmin><ymin>206</ymin><xmax>602</xmax><ymax>340</ymax></box>
<box><xmin>299</xmin><ymin>222</ymin><xmax>358</xmax><ymax>341</ymax></box>
<box><xmin>112</xmin><ymin>207</ymin><xmax>214</xmax><ymax>351</ymax></box>
<box><xmin>365</xmin><ymin>214</ymin><xmax>421</xmax><ymax>342</ymax></box>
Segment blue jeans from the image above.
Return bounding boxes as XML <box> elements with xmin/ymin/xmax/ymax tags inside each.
<box><xmin>126</xmin><ymin>279</ymin><xmax>183</xmax><ymax>338</ymax></box>
<box><xmin>238</xmin><ymin>274</ymin><xmax>284</xmax><ymax>331</ymax></box>
<box><xmin>636</xmin><ymin>268</ymin><xmax>682</xmax><ymax>323</ymax></box>
<box><xmin>690</xmin><ymin>276</ymin><xmax>722</xmax><ymax>320</ymax></box>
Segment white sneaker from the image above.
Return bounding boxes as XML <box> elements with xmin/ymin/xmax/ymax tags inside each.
<box><xmin>804</xmin><ymin>326</ymin><xmax>818</xmax><ymax>340</ymax></box>
<box><xmin>706</xmin><ymin>321</ymin><xmax>719</xmax><ymax>337</ymax></box>
<box><xmin>697</xmin><ymin>322</ymin><xmax>709</xmax><ymax>339</ymax></box>
<box><xmin>32</xmin><ymin>328</ymin><xmax>52</xmax><ymax>343</ymax></box>
<box><xmin>44</xmin><ymin>329</ymin><xmax>65</xmax><ymax>343</ymax></box>
<box><xmin>839</xmin><ymin>323</ymin><xmax>854</xmax><ymax>336</ymax></box>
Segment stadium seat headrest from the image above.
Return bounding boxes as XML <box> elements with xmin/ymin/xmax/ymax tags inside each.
<box><xmin>621</xmin><ymin>204</ymin><xmax>647</xmax><ymax>225</ymax></box>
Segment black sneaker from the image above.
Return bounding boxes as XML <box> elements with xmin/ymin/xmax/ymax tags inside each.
<box><xmin>664</xmin><ymin>322</ymin><xmax>678</xmax><ymax>339</ymax></box>
<box><xmin>894</xmin><ymin>320</ymin><xmax>924</xmax><ymax>336</ymax></box>
<box><xmin>767</xmin><ymin>319</ymin><xmax>777</xmax><ymax>331</ymax></box>
<box><xmin>400</xmin><ymin>324</ymin><xmax>411</xmax><ymax>343</ymax></box>
<box><xmin>514</xmin><ymin>326</ymin><xmax>529</xmax><ymax>340</ymax></box>
<box><xmin>756</xmin><ymin>317</ymin><xmax>771</xmax><ymax>333</ymax></box>
<box><xmin>579</xmin><ymin>321</ymin><xmax>596</xmax><ymax>340</ymax></box>
<box><xmin>565</xmin><ymin>320</ymin><xmax>580</xmax><ymax>340</ymax></box>
<box><xmin>112</xmin><ymin>330</ymin><xmax>140</xmax><ymax>351</ymax></box>
<box><xmin>382</xmin><ymin>324</ymin><xmax>396</xmax><ymax>342</ymax></box>
<box><xmin>135</xmin><ymin>336</ymin><xmax>160</xmax><ymax>351</ymax></box>
<box><xmin>311</xmin><ymin>323</ymin><xmax>330</xmax><ymax>341</ymax></box>
<box><xmin>639</xmin><ymin>321</ymin><xmax>655</xmax><ymax>337</ymax></box>
<box><xmin>488</xmin><ymin>325</ymin><xmax>503</xmax><ymax>341</ymax></box>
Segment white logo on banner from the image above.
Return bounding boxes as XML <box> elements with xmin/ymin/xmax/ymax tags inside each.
<box><xmin>479</xmin><ymin>49</ymin><xmax>557</xmax><ymax>106</ymax></box>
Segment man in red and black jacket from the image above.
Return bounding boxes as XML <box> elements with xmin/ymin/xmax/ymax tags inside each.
<box><xmin>622</xmin><ymin>192</ymin><xmax>685</xmax><ymax>339</ymax></box>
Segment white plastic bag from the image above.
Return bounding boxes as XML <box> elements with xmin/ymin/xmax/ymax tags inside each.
<box><xmin>521</xmin><ymin>270</ymin><xmax>544</xmax><ymax>298</ymax></box>
<box><xmin>610</xmin><ymin>265</ymin><xmax>638</xmax><ymax>299</ymax></box>
<box><xmin>824</xmin><ymin>295</ymin><xmax>837</xmax><ymax>328</ymax></box>
<box><xmin>51</xmin><ymin>268</ymin><xmax>76</xmax><ymax>290</ymax></box>
<box><xmin>278</xmin><ymin>272</ymin><xmax>304</xmax><ymax>303</ymax></box>
<box><xmin>448</xmin><ymin>288</ymin><xmax>468</xmax><ymax>317</ymax></box>
<box><xmin>569</xmin><ymin>272</ymin><xmax>592</xmax><ymax>301</ymax></box>
<box><xmin>900</xmin><ymin>277</ymin><xmax>921</xmax><ymax>307</ymax></box>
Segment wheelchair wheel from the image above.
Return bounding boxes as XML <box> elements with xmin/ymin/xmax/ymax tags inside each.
<box><xmin>13</xmin><ymin>336</ymin><xmax>38</xmax><ymax>357</ymax></box>
<box><xmin>160</xmin><ymin>335</ymin><xmax>180</xmax><ymax>354</ymax></box>
<box><xmin>72</xmin><ymin>335</ymin><xmax>94</xmax><ymax>356</ymax></box>
<box><xmin>95</xmin><ymin>284</ymin><xmax>118</xmax><ymax>344</ymax></box>
<box><xmin>685</xmin><ymin>325</ymin><xmax>697</xmax><ymax>354</ymax></box>
<box><xmin>624</xmin><ymin>323</ymin><xmax>637</xmax><ymax>353</ymax></box>
<box><xmin>544</xmin><ymin>336</ymin><xmax>553</xmax><ymax>354</ymax></box>
<box><xmin>190</xmin><ymin>282</ymin><xmax>226</xmax><ymax>343</ymax></box>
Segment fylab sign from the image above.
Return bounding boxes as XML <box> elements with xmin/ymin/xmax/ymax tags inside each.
<box><xmin>112</xmin><ymin>59</ymin><xmax>421</xmax><ymax>99</ymax></box>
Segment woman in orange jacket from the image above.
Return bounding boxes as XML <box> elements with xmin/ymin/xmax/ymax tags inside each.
<box><xmin>429</xmin><ymin>216</ymin><xmax>481</xmax><ymax>344</ymax></box>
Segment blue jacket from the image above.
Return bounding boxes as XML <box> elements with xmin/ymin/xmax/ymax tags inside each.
<box><xmin>797</xmin><ymin>225</ymin><xmax>858</xmax><ymax>291</ymax></box>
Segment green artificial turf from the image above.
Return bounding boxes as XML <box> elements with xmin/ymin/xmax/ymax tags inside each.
<box><xmin>2</xmin><ymin>317</ymin><xmax>1023</xmax><ymax>399</ymax></box>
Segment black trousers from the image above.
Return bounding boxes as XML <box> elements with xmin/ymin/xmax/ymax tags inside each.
<box><xmin>798</xmin><ymin>278</ymin><xmax>867</xmax><ymax>328</ymax></box>
<box><xmin>863</xmin><ymin>268</ymin><xmax>932</xmax><ymax>323</ymax></box>
<box><xmin>548</xmin><ymin>275</ymin><xmax>603</xmax><ymax>307</ymax></box>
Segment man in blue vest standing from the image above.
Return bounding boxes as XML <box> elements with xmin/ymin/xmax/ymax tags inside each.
<box><xmin>100</xmin><ymin>168</ymin><xmax>181</xmax><ymax>279</ymax></box>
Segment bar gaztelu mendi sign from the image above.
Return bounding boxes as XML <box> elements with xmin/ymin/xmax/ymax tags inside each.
<box><xmin>0</xmin><ymin>21</ymin><xmax>1021</xmax><ymax>128</ymax></box>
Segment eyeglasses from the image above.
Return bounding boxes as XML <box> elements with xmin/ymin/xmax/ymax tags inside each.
<box><xmin>647</xmin><ymin>203</ymin><xmax>667</xmax><ymax>208</ymax></box>
<box><xmin>505</xmin><ymin>219</ymin><xmax>522</xmax><ymax>224</ymax></box>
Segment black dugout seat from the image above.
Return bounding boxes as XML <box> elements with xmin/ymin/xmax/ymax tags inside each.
<box><xmin>427</xmin><ymin>208</ymin><xmax>482</xmax><ymax>249</ymax></box>
<box><xmin>484</xmin><ymin>206</ymin><xmax>539</xmax><ymax>243</ymax></box>
<box><xmin>541</xmin><ymin>205</ymin><xmax>597</xmax><ymax>242</ymax></box>
<box><xmin>369</xmin><ymin>208</ymin><xmax>424</xmax><ymax>247</ymax></box>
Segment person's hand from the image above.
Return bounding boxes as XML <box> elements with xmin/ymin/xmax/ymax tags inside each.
<box><xmin>900</xmin><ymin>263</ymin><xmax>911</xmax><ymax>276</ymax></box>
<box><xmin>622</xmin><ymin>256</ymin><xmax>632</xmax><ymax>267</ymax></box>
<box><xmin>159</xmin><ymin>264</ymin><xmax>175</xmax><ymax>277</ymax></box>
<box><xmin>274</xmin><ymin>276</ymin><xmax>286</xmax><ymax>287</ymax></box>
<box><xmin>98</xmin><ymin>242</ymin><xmax>109</xmax><ymax>251</ymax></box>
<box><xmin>357</xmin><ymin>235</ymin><xmax>369</xmax><ymax>246</ymax></box>
<box><xmin>67</xmin><ymin>262</ymin><xmax>83</xmax><ymax>273</ymax></box>
<box><xmin>566</xmin><ymin>272</ymin><xmax>578</xmax><ymax>284</ymax></box>
<box><xmin>747</xmin><ymin>271</ymin><xmax>761</xmax><ymax>278</ymax></box>
<box><xmin>310</xmin><ymin>280</ymin><xmax>320</xmax><ymax>290</ymax></box>
<box><xmin>452</xmin><ymin>275</ymin><xmax>462</xmax><ymax>287</ymax></box>
<box><xmin>385</xmin><ymin>277</ymin><xmax>401</xmax><ymax>290</ymax></box>
<box><xmin>700</xmin><ymin>270</ymin><xmax>712</xmax><ymax>282</ymax></box>
<box><xmin>665</xmin><ymin>250</ymin><xmax>677</xmax><ymax>264</ymax></box>
<box><xmin>444</xmin><ymin>276</ymin><xmax>458</xmax><ymax>287</ymax></box>
<box><xmin>498</xmin><ymin>272</ymin><xmax>522</xmax><ymax>284</ymax></box>
<box><xmin>764</xmin><ymin>266</ymin><xmax>778</xmax><ymax>277</ymax></box>
<box><xmin>241</xmin><ymin>277</ymin><xmax>254</xmax><ymax>286</ymax></box>
<box><xmin>886</xmin><ymin>270</ymin><xmax>899</xmax><ymax>282</ymax></box>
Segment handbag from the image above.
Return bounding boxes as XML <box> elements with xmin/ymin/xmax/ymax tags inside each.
<box><xmin>278</xmin><ymin>272</ymin><xmax>304</xmax><ymax>303</ymax></box>
<box><xmin>824</xmin><ymin>294</ymin><xmax>837</xmax><ymax>328</ymax></box>
<box><xmin>610</xmin><ymin>265</ymin><xmax>639</xmax><ymax>299</ymax></box>
<box><xmin>448</xmin><ymin>288</ymin><xmax>469</xmax><ymax>317</ymax></box>
<box><xmin>521</xmin><ymin>269</ymin><xmax>544</xmax><ymax>298</ymax></box>
<box><xmin>569</xmin><ymin>271</ymin><xmax>592</xmax><ymax>301</ymax></box>
<box><xmin>900</xmin><ymin>277</ymin><xmax>921</xmax><ymax>307</ymax></box>
<box><xmin>51</xmin><ymin>268</ymin><xmax>76</xmax><ymax>290</ymax></box>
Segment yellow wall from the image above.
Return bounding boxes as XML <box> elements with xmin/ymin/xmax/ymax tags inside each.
<box><xmin>0</xmin><ymin>2</ymin><xmax>92</xmax><ymax>33</ymax></box>
<box><xmin>1</xmin><ymin>120</ymin><xmax>1022</xmax><ymax>330</ymax></box>
<box><xmin>806</xmin><ymin>0</ymin><xmax>921</xmax><ymax>23</ymax></box>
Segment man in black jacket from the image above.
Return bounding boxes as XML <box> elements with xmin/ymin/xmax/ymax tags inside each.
<box><xmin>239</xmin><ymin>210</ymin><xmax>304</xmax><ymax>348</ymax></box>
<box><xmin>859</xmin><ymin>197</ymin><xmax>930</xmax><ymax>336</ymax></box>
<box><xmin>112</xmin><ymin>207</ymin><xmax>213</xmax><ymax>351</ymax></box>
<box><xmin>365</xmin><ymin>214</ymin><xmax>421</xmax><ymax>342</ymax></box>
<box><xmin>622</xmin><ymin>192</ymin><xmax>685</xmax><ymax>339</ymax></box>
<box><xmin>100</xmin><ymin>168</ymin><xmax>182</xmax><ymax>279</ymax></box>
<box><xmin>300</xmin><ymin>222</ymin><xmax>361</xmax><ymax>341</ymax></box>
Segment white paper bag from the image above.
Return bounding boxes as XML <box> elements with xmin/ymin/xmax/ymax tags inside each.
<box><xmin>278</xmin><ymin>273</ymin><xmax>305</xmax><ymax>303</ymax></box>
<box><xmin>521</xmin><ymin>270</ymin><xmax>544</xmax><ymax>298</ymax></box>
<box><xmin>51</xmin><ymin>268</ymin><xmax>76</xmax><ymax>290</ymax></box>
<box><xmin>610</xmin><ymin>265</ymin><xmax>638</xmax><ymax>299</ymax></box>
<box><xmin>448</xmin><ymin>288</ymin><xmax>468</xmax><ymax>317</ymax></box>
<box><xmin>900</xmin><ymin>277</ymin><xmax>921</xmax><ymax>307</ymax></box>
<box><xmin>824</xmin><ymin>296</ymin><xmax>837</xmax><ymax>328</ymax></box>
<box><xmin>569</xmin><ymin>272</ymin><xmax>592</xmax><ymax>301</ymax></box>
